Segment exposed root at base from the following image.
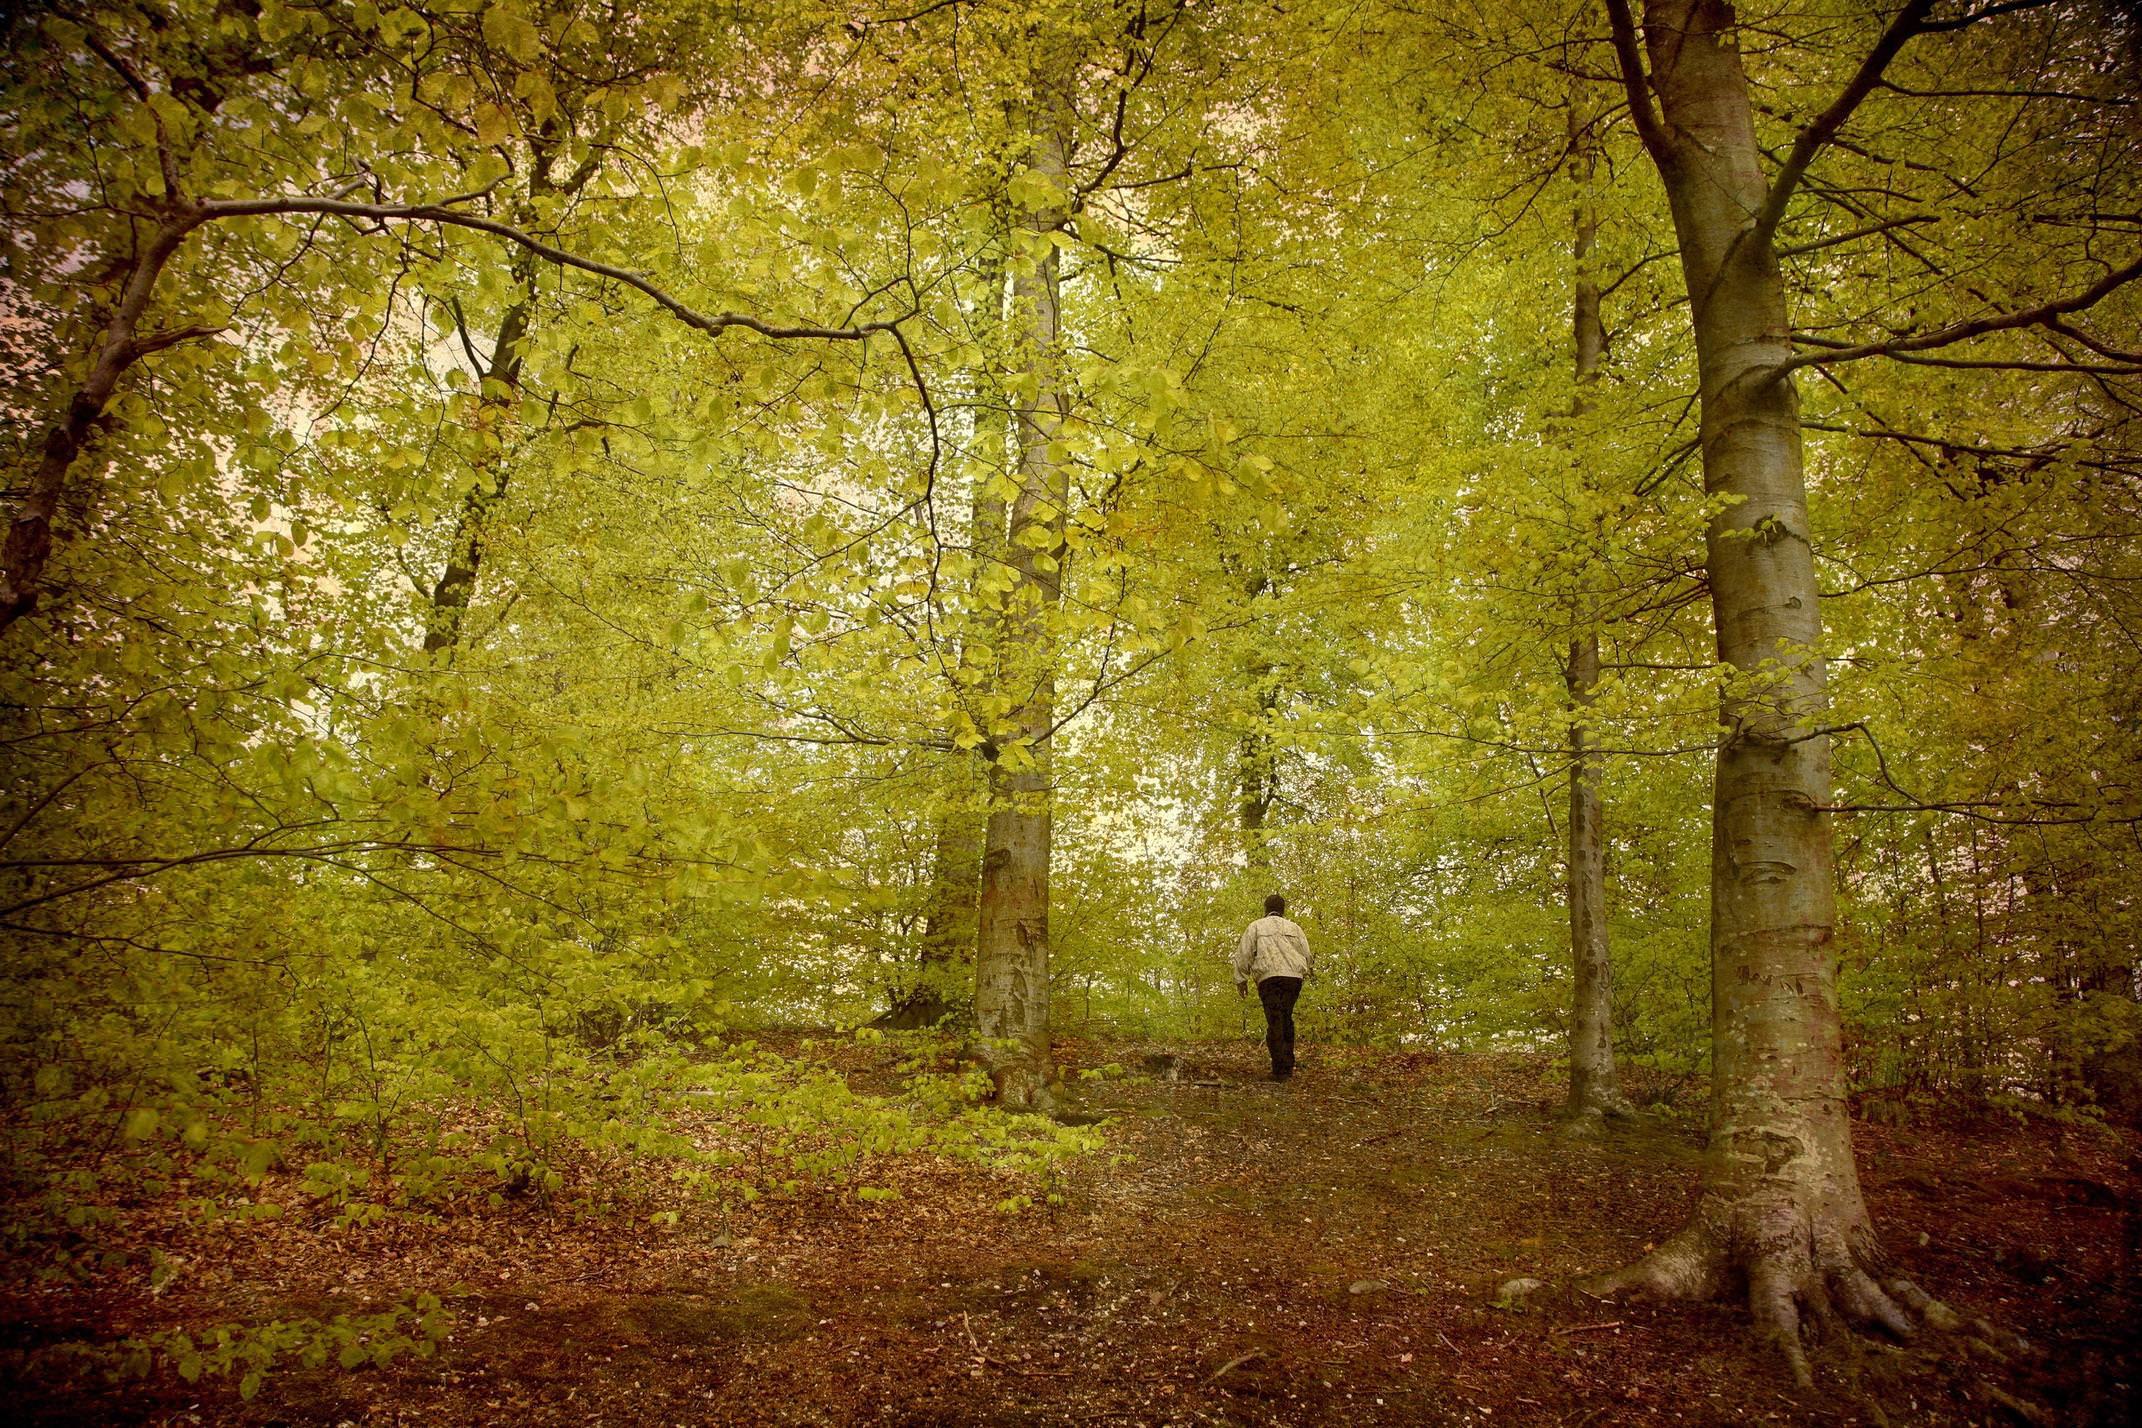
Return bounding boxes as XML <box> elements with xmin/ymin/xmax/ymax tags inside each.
<box><xmin>993</xmin><ymin>1079</ymin><xmax>1059</xmax><ymax>1116</ymax></box>
<box><xmin>1982</xmin><ymin>1382</ymin><xmax>2055</xmax><ymax>1426</ymax></box>
<box><xmin>971</xmin><ymin>1040</ymin><xmax>1058</xmax><ymax>1116</ymax></box>
<box><xmin>1573</xmin><ymin>1209</ymin><xmax>1984</xmax><ymax>1389</ymax></box>
<box><xmin>983</xmin><ymin>1060</ymin><xmax>1060</xmax><ymax>1117</ymax></box>
<box><xmin>1555</xmin><ymin>1094</ymin><xmax>1638</xmax><ymax>1137</ymax></box>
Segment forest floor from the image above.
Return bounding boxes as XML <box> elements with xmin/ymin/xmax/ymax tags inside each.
<box><xmin>5</xmin><ymin>1038</ymin><xmax>2139</xmax><ymax>1427</ymax></box>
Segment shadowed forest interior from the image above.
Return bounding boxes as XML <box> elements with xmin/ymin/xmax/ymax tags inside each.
<box><xmin>2</xmin><ymin>1</ymin><xmax>2140</xmax><ymax>1423</ymax></box>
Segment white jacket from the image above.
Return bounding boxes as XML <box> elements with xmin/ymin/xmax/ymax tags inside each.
<box><xmin>1234</xmin><ymin>915</ymin><xmax>1314</xmax><ymax>988</ymax></box>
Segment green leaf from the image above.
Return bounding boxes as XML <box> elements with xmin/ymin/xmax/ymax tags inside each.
<box><xmin>481</xmin><ymin>4</ymin><xmax>540</xmax><ymax>63</ymax></box>
<box><xmin>473</xmin><ymin>103</ymin><xmax>512</xmax><ymax>146</ymax></box>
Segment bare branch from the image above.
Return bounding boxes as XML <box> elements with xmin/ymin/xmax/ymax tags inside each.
<box><xmin>1777</xmin><ymin>213</ymin><xmax>1935</xmax><ymax>258</ymax></box>
<box><xmin>199</xmin><ymin>195</ymin><xmax>903</xmax><ymax>343</ymax></box>
<box><xmin>79</xmin><ymin>22</ymin><xmax>182</xmax><ymax>199</ymax></box>
<box><xmin>1774</xmin><ymin>253</ymin><xmax>2142</xmax><ymax>375</ymax></box>
<box><xmin>209</xmin><ymin>192</ymin><xmax>942</xmax><ymax>470</ymax></box>
<box><xmin>1751</xmin><ymin>0</ymin><xmax>1935</xmax><ymax>253</ymax></box>
<box><xmin>126</xmin><ymin>322</ymin><xmax>224</xmax><ymax>358</ymax></box>
<box><xmin>1600</xmin><ymin>0</ymin><xmax>1667</xmax><ymax>160</ymax></box>
<box><xmin>1826</xmin><ymin>723</ymin><xmax>2142</xmax><ymax>827</ymax></box>
<box><xmin>1918</xmin><ymin>0</ymin><xmax>2061</xmax><ymax>33</ymax></box>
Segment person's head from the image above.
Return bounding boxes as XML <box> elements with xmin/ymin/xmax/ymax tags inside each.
<box><xmin>1264</xmin><ymin>893</ymin><xmax>1286</xmax><ymax>917</ymax></box>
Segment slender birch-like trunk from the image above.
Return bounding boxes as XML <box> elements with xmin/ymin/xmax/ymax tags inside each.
<box><xmin>1562</xmin><ymin>633</ymin><xmax>1626</xmax><ymax>1122</ymax></box>
<box><xmin>973</xmin><ymin>58</ymin><xmax>1072</xmax><ymax>1109</ymax></box>
<box><xmin>1238</xmin><ymin>670</ymin><xmax>1280</xmax><ymax>872</ymax></box>
<box><xmin>1561</xmin><ymin>90</ymin><xmax>1629</xmax><ymax>1127</ymax></box>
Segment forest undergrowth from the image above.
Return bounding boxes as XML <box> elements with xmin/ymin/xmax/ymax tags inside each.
<box><xmin>4</xmin><ymin>1037</ymin><xmax>2135</xmax><ymax>1427</ymax></box>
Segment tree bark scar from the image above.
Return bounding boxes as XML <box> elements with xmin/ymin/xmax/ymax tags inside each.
<box><xmin>1747</xmin><ymin>1130</ymin><xmax>1803</xmax><ymax>1176</ymax></box>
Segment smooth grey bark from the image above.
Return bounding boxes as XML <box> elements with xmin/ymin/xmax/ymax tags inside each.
<box><xmin>974</xmin><ymin>60</ymin><xmax>1072</xmax><ymax>1110</ymax></box>
<box><xmin>1582</xmin><ymin>0</ymin><xmax>1958</xmax><ymax>1382</ymax></box>
<box><xmin>1560</xmin><ymin>91</ymin><xmax>1630</xmax><ymax>1129</ymax></box>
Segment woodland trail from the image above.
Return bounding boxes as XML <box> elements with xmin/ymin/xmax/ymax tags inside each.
<box><xmin>7</xmin><ymin>1039</ymin><xmax>2139</xmax><ymax>1427</ymax></box>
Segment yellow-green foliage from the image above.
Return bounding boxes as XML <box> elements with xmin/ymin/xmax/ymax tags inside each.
<box><xmin>3</xmin><ymin>2</ymin><xmax>2140</xmax><ymax>1395</ymax></box>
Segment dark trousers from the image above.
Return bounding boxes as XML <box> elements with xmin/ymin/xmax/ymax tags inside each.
<box><xmin>1258</xmin><ymin>976</ymin><xmax>1303</xmax><ymax>1076</ymax></box>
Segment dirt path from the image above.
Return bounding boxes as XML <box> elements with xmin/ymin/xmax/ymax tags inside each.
<box><xmin>7</xmin><ymin>1040</ymin><xmax>2138</xmax><ymax>1425</ymax></box>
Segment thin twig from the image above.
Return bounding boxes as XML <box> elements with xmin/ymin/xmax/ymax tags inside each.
<box><xmin>1206</xmin><ymin>1348</ymin><xmax>1267</xmax><ymax>1384</ymax></box>
<box><xmin>1552</xmin><ymin>1320</ymin><xmax>1625</xmax><ymax>1337</ymax></box>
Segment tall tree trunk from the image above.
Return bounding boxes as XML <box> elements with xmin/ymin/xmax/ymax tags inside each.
<box><xmin>1560</xmin><ymin>90</ymin><xmax>1629</xmax><ymax>1128</ymax></box>
<box><xmin>1563</xmin><ymin>635</ymin><xmax>1629</xmax><ymax>1124</ymax></box>
<box><xmin>891</xmin><ymin>241</ymin><xmax>1016</xmax><ymax>1028</ymax></box>
<box><xmin>974</xmin><ymin>65</ymin><xmax>1072</xmax><ymax>1109</ymax></box>
<box><xmin>1583</xmin><ymin>0</ymin><xmax>1955</xmax><ymax>1381</ymax></box>
<box><xmin>423</xmin><ymin>223</ymin><xmax>541</xmax><ymax>657</ymax></box>
<box><xmin>883</xmin><ymin>758</ymin><xmax>986</xmax><ymax>1029</ymax></box>
<box><xmin>1238</xmin><ymin>571</ymin><xmax>1280</xmax><ymax>873</ymax></box>
<box><xmin>2</xmin><ymin>214</ymin><xmax>206</xmax><ymax>634</ymax></box>
<box><xmin>886</xmin><ymin>228</ymin><xmax>1018</xmax><ymax>1030</ymax></box>
<box><xmin>424</xmin><ymin>123</ymin><xmax>609</xmax><ymax>657</ymax></box>
<box><xmin>884</xmin><ymin>243</ymin><xmax>1013</xmax><ymax>1030</ymax></box>
<box><xmin>1238</xmin><ymin>667</ymin><xmax>1280</xmax><ymax>871</ymax></box>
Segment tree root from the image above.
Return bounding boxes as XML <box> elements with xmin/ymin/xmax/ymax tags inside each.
<box><xmin>1556</xmin><ymin>1090</ymin><xmax>1638</xmax><ymax>1137</ymax></box>
<box><xmin>1887</xmin><ymin>1277</ymin><xmax>2034</xmax><ymax>1359</ymax></box>
<box><xmin>1048</xmin><ymin>1102</ymin><xmax>1106</xmax><ymax>1127</ymax></box>
<box><xmin>1983</xmin><ymin>1383</ymin><xmax>2055</xmax><ymax>1426</ymax></box>
<box><xmin>986</xmin><ymin>1064</ymin><xmax>1057</xmax><ymax>1116</ymax></box>
<box><xmin>1574</xmin><ymin>1204</ymin><xmax>1999</xmax><ymax>1389</ymax></box>
<box><xmin>1205</xmin><ymin>1348</ymin><xmax>1268</xmax><ymax>1385</ymax></box>
<box><xmin>1883</xmin><ymin>1276</ymin><xmax>1962</xmax><ymax>1332</ymax></box>
<box><xmin>972</xmin><ymin>1037</ymin><xmax>1057</xmax><ymax>1115</ymax></box>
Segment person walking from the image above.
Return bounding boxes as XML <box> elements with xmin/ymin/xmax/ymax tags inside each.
<box><xmin>1234</xmin><ymin>894</ymin><xmax>1314</xmax><ymax>1080</ymax></box>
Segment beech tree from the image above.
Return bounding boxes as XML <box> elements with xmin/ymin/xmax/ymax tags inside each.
<box><xmin>1577</xmin><ymin>0</ymin><xmax>2142</xmax><ymax>1379</ymax></box>
<box><xmin>970</xmin><ymin>34</ymin><xmax>1075</xmax><ymax>1108</ymax></box>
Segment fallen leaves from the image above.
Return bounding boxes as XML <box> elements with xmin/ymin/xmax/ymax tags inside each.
<box><xmin>3</xmin><ymin>1037</ymin><xmax>2135</xmax><ymax>1426</ymax></box>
